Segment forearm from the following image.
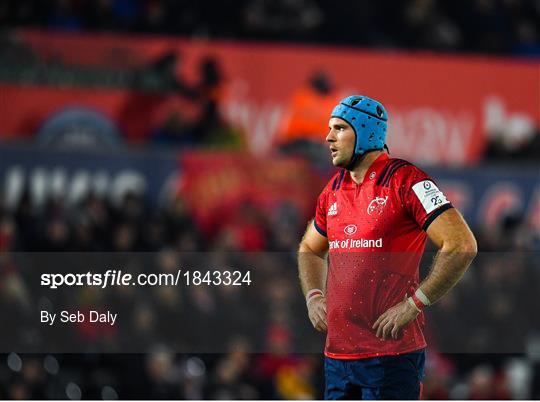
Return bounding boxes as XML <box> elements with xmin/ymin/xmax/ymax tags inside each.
<box><xmin>418</xmin><ymin>246</ymin><xmax>476</xmax><ymax>304</ymax></box>
<box><xmin>298</xmin><ymin>245</ymin><xmax>327</xmax><ymax>296</ymax></box>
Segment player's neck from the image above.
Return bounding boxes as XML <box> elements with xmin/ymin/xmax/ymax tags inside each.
<box><xmin>349</xmin><ymin>151</ymin><xmax>385</xmax><ymax>184</ymax></box>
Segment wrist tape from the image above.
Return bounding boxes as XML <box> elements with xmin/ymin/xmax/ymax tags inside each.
<box><xmin>414</xmin><ymin>288</ymin><xmax>431</xmax><ymax>306</ymax></box>
<box><xmin>408</xmin><ymin>288</ymin><xmax>431</xmax><ymax>311</ymax></box>
<box><xmin>306</xmin><ymin>289</ymin><xmax>324</xmax><ymax>305</ymax></box>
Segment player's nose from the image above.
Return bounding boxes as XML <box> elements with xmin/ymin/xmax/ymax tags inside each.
<box><xmin>326</xmin><ymin>129</ymin><xmax>336</xmax><ymax>143</ymax></box>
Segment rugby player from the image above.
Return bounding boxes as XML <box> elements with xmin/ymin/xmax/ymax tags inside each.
<box><xmin>298</xmin><ymin>95</ymin><xmax>477</xmax><ymax>399</ymax></box>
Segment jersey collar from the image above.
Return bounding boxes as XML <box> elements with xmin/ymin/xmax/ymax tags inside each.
<box><xmin>341</xmin><ymin>152</ymin><xmax>390</xmax><ymax>189</ymax></box>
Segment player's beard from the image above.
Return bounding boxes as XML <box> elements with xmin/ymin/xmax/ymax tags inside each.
<box><xmin>332</xmin><ymin>149</ymin><xmax>354</xmax><ymax>169</ymax></box>
<box><xmin>334</xmin><ymin>151</ymin><xmax>361</xmax><ymax>171</ymax></box>
<box><xmin>344</xmin><ymin>153</ymin><xmax>361</xmax><ymax>171</ymax></box>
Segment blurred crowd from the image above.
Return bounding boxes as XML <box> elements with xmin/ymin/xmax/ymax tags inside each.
<box><xmin>0</xmin><ymin>0</ymin><xmax>539</xmax><ymax>56</ymax></box>
<box><xmin>0</xmin><ymin>190</ymin><xmax>325</xmax><ymax>399</ymax></box>
<box><xmin>0</xmin><ymin>187</ymin><xmax>539</xmax><ymax>399</ymax></box>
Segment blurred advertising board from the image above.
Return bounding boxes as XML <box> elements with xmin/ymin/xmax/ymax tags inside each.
<box><xmin>0</xmin><ymin>146</ymin><xmax>324</xmax><ymax>235</ymax></box>
<box><xmin>0</xmin><ymin>145</ymin><xmax>537</xmax><ymax>232</ymax></box>
<box><xmin>179</xmin><ymin>152</ymin><xmax>323</xmax><ymax>236</ymax></box>
<box><xmin>1</xmin><ymin>29</ymin><xmax>538</xmax><ymax>165</ymax></box>
<box><xmin>0</xmin><ymin>145</ymin><xmax>179</xmax><ymax>209</ymax></box>
<box><xmin>430</xmin><ymin>166</ymin><xmax>539</xmax><ymax>232</ymax></box>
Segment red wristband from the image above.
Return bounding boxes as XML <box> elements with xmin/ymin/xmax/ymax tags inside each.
<box><xmin>411</xmin><ymin>294</ymin><xmax>425</xmax><ymax>311</ymax></box>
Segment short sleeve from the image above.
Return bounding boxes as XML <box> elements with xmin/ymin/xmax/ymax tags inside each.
<box><xmin>314</xmin><ymin>191</ymin><xmax>328</xmax><ymax>237</ymax></box>
<box><xmin>398</xmin><ymin>166</ymin><xmax>453</xmax><ymax>231</ymax></box>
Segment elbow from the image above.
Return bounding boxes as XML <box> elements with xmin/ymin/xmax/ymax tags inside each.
<box><xmin>462</xmin><ymin>232</ymin><xmax>478</xmax><ymax>257</ymax></box>
<box><xmin>443</xmin><ymin>234</ymin><xmax>478</xmax><ymax>261</ymax></box>
<box><xmin>298</xmin><ymin>240</ymin><xmax>310</xmax><ymax>254</ymax></box>
<box><xmin>460</xmin><ymin>241</ymin><xmax>478</xmax><ymax>266</ymax></box>
<box><xmin>461</xmin><ymin>241</ymin><xmax>477</xmax><ymax>265</ymax></box>
<box><xmin>298</xmin><ymin>240</ymin><xmax>316</xmax><ymax>256</ymax></box>
<box><xmin>298</xmin><ymin>240</ymin><xmax>327</xmax><ymax>260</ymax></box>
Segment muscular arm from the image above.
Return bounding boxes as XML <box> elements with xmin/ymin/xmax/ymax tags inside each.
<box><xmin>298</xmin><ymin>220</ymin><xmax>329</xmax><ymax>332</ymax></box>
<box><xmin>298</xmin><ymin>220</ymin><xmax>329</xmax><ymax>295</ymax></box>
<box><xmin>419</xmin><ymin>208</ymin><xmax>477</xmax><ymax>304</ymax></box>
<box><xmin>373</xmin><ymin>207</ymin><xmax>477</xmax><ymax>340</ymax></box>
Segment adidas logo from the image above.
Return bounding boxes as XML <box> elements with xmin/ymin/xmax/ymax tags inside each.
<box><xmin>328</xmin><ymin>202</ymin><xmax>338</xmax><ymax>216</ymax></box>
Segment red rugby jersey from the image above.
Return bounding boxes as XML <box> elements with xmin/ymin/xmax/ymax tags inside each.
<box><xmin>313</xmin><ymin>153</ymin><xmax>453</xmax><ymax>359</ymax></box>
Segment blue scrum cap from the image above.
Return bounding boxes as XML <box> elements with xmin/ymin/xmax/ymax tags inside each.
<box><xmin>331</xmin><ymin>95</ymin><xmax>388</xmax><ymax>166</ymax></box>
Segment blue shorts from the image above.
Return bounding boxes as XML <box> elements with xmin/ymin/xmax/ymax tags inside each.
<box><xmin>324</xmin><ymin>349</ymin><xmax>426</xmax><ymax>400</ymax></box>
